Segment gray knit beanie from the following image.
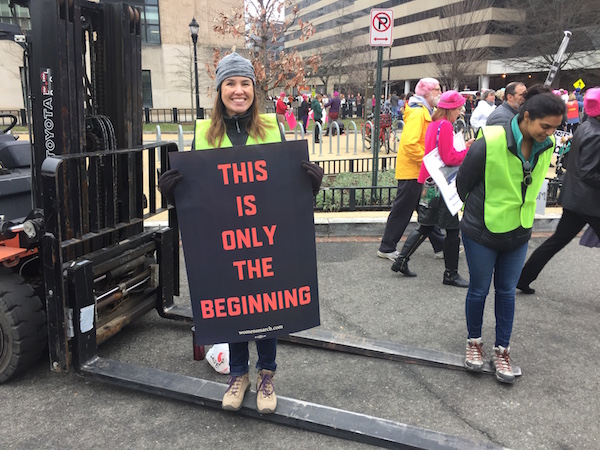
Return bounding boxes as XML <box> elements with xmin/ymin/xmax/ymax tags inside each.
<box><xmin>215</xmin><ymin>52</ymin><xmax>255</xmax><ymax>90</ymax></box>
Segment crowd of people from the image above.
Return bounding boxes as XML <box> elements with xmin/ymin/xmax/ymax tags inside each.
<box><xmin>465</xmin><ymin>84</ymin><xmax>585</xmax><ymax>133</ymax></box>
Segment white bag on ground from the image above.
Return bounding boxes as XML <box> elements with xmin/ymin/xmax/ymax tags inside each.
<box><xmin>206</xmin><ymin>343</ymin><xmax>230</xmax><ymax>374</ymax></box>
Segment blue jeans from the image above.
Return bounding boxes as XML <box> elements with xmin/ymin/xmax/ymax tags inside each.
<box><xmin>229</xmin><ymin>338</ymin><xmax>277</xmax><ymax>376</ymax></box>
<box><xmin>462</xmin><ymin>233</ymin><xmax>528</xmax><ymax>347</ymax></box>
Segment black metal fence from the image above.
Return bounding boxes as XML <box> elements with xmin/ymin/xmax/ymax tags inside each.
<box><xmin>143</xmin><ymin>107</ymin><xmax>213</xmax><ymax>124</ymax></box>
<box><xmin>312</xmin><ymin>155</ymin><xmax>562</xmax><ymax>211</ymax></box>
<box><xmin>314</xmin><ymin>185</ymin><xmax>397</xmax><ymax>211</ymax></box>
<box><xmin>312</xmin><ymin>179</ymin><xmax>562</xmax><ymax>212</ymax></box>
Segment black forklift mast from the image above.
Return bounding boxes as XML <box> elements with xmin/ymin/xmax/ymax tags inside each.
<box><xmin>20</xmin><ymin>0</ymin><xmax>179</xmax><ymax>373</ymax></box>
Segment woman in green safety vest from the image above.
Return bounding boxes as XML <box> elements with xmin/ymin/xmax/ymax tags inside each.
<box><xmin>158</xmin><ymin>52</ymin><xmax>323</xmax><ymax>413</ymax></box>
<box><xmin>456</xmin><ymin>85</ymin><xmax>565</xmax><ymax>384</ymax></box>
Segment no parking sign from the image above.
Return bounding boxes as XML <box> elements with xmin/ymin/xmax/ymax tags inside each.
<box><xmin>370</xmin><ymin>9</ymin><xmax>394</xmax><ymax>47</ymax></box>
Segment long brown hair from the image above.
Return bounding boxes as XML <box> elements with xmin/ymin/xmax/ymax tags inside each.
<box><xmin>431</xmin><ymin>107</ymin><xmax>455</xmax><ymax>122</ymax></box>
<box><xmin>205</xmin><ymin>86</ymin><xmax>272</xmax><ymax>147</ymax></box>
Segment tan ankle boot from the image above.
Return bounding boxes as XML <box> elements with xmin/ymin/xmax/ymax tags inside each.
<box><xmin>222</xmin><ymin>373</ymin><xmax>250</xmax><ymax>411</ymax></box>
<box><xmin>256</xmin><ymin>369</ymin><xmax>277</xmax><ymax>414</ymax></box>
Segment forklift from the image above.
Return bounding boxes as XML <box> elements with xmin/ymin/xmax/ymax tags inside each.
<box><xmin>0</xmin><ymin>2</ymin><xmax>508</xmax><ymax>448</ymax></box>
<box><xmin>0</xmin><ymin>0</ymin><xmax>182</xmax><ymax>383</ymax></box>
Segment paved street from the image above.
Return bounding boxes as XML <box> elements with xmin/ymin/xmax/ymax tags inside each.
<box><xmin>1</xmin><ymin>234</ymin><xmax>599</xmax><ymax>449</ymax></box>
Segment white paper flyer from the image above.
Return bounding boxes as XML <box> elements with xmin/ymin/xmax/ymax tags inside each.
<box><xmin>422</xmin><ymin>148</ymin><xmax>463</xmax><ymax>216</ymax></box>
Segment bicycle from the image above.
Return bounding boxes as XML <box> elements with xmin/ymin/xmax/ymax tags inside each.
<box><xmin>454</xmin><ymin>116</ymin><xmax>477</xmax><ymax>140</ymax></box>
<box><xmin>361</xmin><ymin>113</ymin><xmax>398</xmax><ymax>153</ymax></box>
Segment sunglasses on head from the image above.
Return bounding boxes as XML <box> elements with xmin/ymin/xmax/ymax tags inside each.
<box><xmin>523</xmin><ymin>161</ymin><xmax>532</xmax><ymax>186</ymax></box>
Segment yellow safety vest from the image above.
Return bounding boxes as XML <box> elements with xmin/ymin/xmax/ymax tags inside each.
<box><xmin>482</xmin><ymin>126</ymin><xmax>554</xmax><ymax>233</ymax></box>
<box><xmin>193</xmin><ymin>114</ymin><xmax>281</xmax><ymax>150</ymax></box>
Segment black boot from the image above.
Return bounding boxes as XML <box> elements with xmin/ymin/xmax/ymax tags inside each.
<box><xmin>391</xmin><ymin>230</ymin><xmax>426</xmax><ymax>277</ymax></box>
<box><xmin>443</xmin><ymin>270</ymin><xmax>469</xmax><ymax>288</ymax></box>
<box><xmin>442</xmin><ymin>234</ymin><xmax>469</xmax><ymax>288</ymax></box>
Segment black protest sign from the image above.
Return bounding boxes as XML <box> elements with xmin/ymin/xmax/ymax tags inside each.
<box><xmin>169</xmin><ymin>140</ymin><xmax>320</xmax><ymax>345</ymax></box>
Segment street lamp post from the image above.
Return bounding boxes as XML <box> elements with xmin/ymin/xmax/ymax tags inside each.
<box><xmin>189</xmin><ymin>17</ymin><xmax>202</xmax><ymax>119</ymax></box>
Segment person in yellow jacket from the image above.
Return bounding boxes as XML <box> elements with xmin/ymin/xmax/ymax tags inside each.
<box><xmin>456</xmin><ymin>85</ymin><xmax>565</xmax><ymax>384</ymax></box>
<box><xmin>158</xmin><ymin>52</ymin><xmax>323</xmax><ymax>414</ymax></box>
<box><xmin>377</xmin><ymin>78</ymin><xmax>445</xmax><ymax>261</ymax></box>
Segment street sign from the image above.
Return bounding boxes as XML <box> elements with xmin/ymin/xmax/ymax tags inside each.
<box><xmin>370</xmin><ymin>9</ymin><xmax>393</xmax><ymax>47</ymax></box>
<box><xmin>573</xmin><ymin>78</ymin><xmax>586</xmax><ymax>89</ymax></box>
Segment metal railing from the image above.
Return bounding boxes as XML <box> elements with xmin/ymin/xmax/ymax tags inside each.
<box><xmin>0</xmin><ymin>109</ymin><xmax>27</xmax><ymax>126</ymax></box>
<box><xmin>316</xmin><ymin>156</ymin><xmax>396</xmax><ymax>175</ymax></box>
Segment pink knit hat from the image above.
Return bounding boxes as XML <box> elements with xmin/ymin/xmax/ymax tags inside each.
<box><xmin>437</xmin><ymin>90</ymin><xmax>465</xmax><ymax>109</ymax></box>
<box><xmin>414</xmin><ymin>77</ymin><xmax>440</xmax><ymax>96</ymax></box>
<box><xmin>584</xmin><ymin>87</ymin><xmax>600</xmax><ymax>117</ymax></box>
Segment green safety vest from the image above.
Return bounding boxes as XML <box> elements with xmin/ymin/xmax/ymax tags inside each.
<box><xmin>483</xmin><ymin>126</ymin><xmax>554</xmax><ymax>233</ymax></box>
<box><xmin>193</xmin><ymin>114</ymin><xmax>281</xmax><ymax>150</ymax></box>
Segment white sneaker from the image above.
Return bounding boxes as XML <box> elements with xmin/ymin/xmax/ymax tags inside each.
<box><xmin>377</xmin><ymin>250</ymin><xmax>399</xmax><ymax>261</ymax></box>
<box><xmin>434</xmin><ymin>245</ymin><xmax>464</xmax><ymax>259</ymax></box>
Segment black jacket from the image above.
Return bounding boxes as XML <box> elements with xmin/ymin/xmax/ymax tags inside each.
<box><xmin>560</xmin><ymin>117</ymin><xmax>600</xmax><ymax>217</ymax></box>
<box><xmin>298</xmin><ymin>101</ymin><xmax>310</xmax><ymax>118</ymax></box>
<box><xmin>456</xmin><ymin>121</ymin><xmax>555</xmax><ymax>251</ymax></box>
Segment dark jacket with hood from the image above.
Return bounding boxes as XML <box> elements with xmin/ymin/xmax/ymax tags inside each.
<box><xmin>457</xmin><ymin>118</ymin><xmax>555</xmax><ymax>251</ymax></box>
<box><xmin>560</xmin><ymin>116</ymin><xmax>600</xmax><ymax>217</ymax></box>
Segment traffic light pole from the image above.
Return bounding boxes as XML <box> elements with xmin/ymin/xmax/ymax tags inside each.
<box><xmin>371</xmin><ymin>47</ymin><xmax>384</xmax><ymax>188</ymax></box>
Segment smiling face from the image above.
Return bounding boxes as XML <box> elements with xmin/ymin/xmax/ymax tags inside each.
<box><xmin>521</xmin><ymin>111</ymin><xmax>564</xmax><ymax>142</ymax></box>
<box><xmin>221</xmin><ymin>76</ymin><xmax>254</xmax><ymax>117</ymax></box>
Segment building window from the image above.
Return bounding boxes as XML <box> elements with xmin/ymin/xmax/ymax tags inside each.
<box><xmin>0</xmin><ymin>0</ymin><xmax>30</xmax><ymax>30</ymax></box>
<box><xmin>130</xmin><ymin>0</ymin><xmax>161</xmax><ymax>45</ymax></box>
<box><xmin>142</xmin><ymin>70</ymin><xmax>153</xmax><ymax>108</ymax></box>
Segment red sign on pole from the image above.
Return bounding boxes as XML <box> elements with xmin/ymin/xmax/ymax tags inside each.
<box><xmin>370</xmin><ymin>9</ymin><xmax>394</xmax><ymax>47</ymax></box>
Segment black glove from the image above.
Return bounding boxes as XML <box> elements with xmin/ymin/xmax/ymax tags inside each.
<box><xmin>158</xmin><ymin>169</ymin><xmax>183</xmax><ymax>205</ymax></box>
<box><xmin>301</xmin><ymin>160</ymin><xmax>324</xmax><ymax>196</ymax></box>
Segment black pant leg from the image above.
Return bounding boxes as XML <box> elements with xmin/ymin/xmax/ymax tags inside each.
<box><xmin>519</xmin><ymin>208</ymin><xmax>587</xmax><ymax>285</ymax></box>
<box><xmin>379</xmin><ymin>180</ymin><xmax>422</xmax><ymax>252</ymax></box>
<box><xmin>428</xmin><ymin>226</ymin><xmax>445</xmax><ymax>253</ymax></box>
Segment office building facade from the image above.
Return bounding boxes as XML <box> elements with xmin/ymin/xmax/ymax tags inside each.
<box><xmin>286</xmin><ymin>0</ymin><xmax>600</xmax><ymax>95</ymax></box>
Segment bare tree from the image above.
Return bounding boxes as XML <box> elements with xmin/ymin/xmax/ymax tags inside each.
<box><xmin>313</xmin><ymin>21</ymin><xmax>350</xmax><ymax>93</ymax></box>
<box><xmin>424</xmin><ymin>0</ymin><xmax>493</xmax><ymax>90</ymax></box>
<box><xmin>210</xmin><ymin>0</ymin><xmax>320</xmax><ymax>110</ymax></box>
<box><xmin>504</xmin><ymin>0</ymin><xmax>600</xmax><ymax>85</ymax></box>
<box><xmin>172</xmin><ymin>44</ymin><xmax>195</xmax><ymax>108</ymax></box>
<box><xmin>345</xmin><ymin>40</ymin><xmax>378</xmax><ymax>97</ymax></box>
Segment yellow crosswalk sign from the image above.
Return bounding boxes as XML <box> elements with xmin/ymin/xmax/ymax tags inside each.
<box><xmin>573</xmin><ymin>79</ymin><xmax>586</xmax><ymax>89</ymax></box>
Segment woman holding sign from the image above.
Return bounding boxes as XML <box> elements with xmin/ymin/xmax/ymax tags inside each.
<box><xmin>456</xmin><ymin>85</ymin><xmax>565</xmax><ymax>383</ymax></box>
<box><xmin>158</xmin><ymin>52</ymin><xmax>323</xmax><ymax>414</ymax></box>
<box><xmin>391</xmin><ymin>90</ymin><xmax>473</xmax><ymax>287</ymax></box>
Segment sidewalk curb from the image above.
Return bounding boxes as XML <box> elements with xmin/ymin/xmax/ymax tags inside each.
<box><xmin>146</xmin><ymin>214</ymin><xmax>563</xmax><ymax>238</ymax></box>
<box><xmin>314</xmin><ymin>214</ymin><xmax>562</xmax><ymax>237</ymax></box>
